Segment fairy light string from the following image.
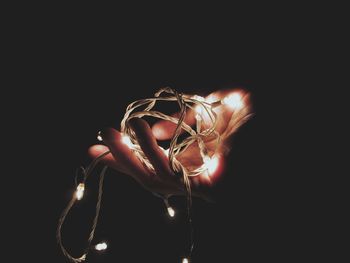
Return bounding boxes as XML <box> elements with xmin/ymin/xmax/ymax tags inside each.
<box><xmin>57</xmin><ymin>87</ymin><xmax>252</xmax><ymax>262</ymax></box>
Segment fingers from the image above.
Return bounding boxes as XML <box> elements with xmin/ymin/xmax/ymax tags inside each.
<box><xmin>129</xmin><ymin>118</ymin><xmax>174</xmax><ymax>178</ymax></box>
<box><xmin>88</xmin><ymin>144</ymin><xmax>128</xmax><ymax>174</ymax></box>
<box><xmin>99</xmin><ymin>128</ymin><xmax>151</xmax><ymax>182</ymax></box>
<box><xmin>152</xmin><ymin>110</ymin><xmax>196</xmax><ymax>140</ymax></box>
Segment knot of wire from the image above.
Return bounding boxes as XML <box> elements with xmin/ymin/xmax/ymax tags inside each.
<box><xmin>121</xmin><ymin>87</ymin><xmax>220</xmax><ymax>178</ymax></box>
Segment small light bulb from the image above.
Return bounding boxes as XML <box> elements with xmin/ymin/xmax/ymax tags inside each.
<box><xmin>167</xmin><ymin>206</ymin><xmax>175</xmax><ymax>217</ymax></box>
<box><xmin>121</xmin><ymin>134</ymin><xmax>134</xmax><ymax>149</ymax></box>
<box><xmin>194</xmin><ymin>105</ymin><xmax>203</xmax><ymax>114</ymax></box>
<box><xmin>160</xmin><ymin>147</ymin><xmax>170</xmax><ymax>156</ymax></box>
<box><xmin>182</xmin><ymin>258</ymin><xmax>189</xmax><ymax>263</ymax></box>
<box><xmin>195</xmin><ymin>113</ymin><xmax>202</xmax><ymax>121</ymax></box>
<box><xmin>203</xmin><ymin>155</ymin><xmax>211</xmax><ymax>163</ymax></box>
<box><xmin>94</xmin><ymin>242</ymin><xmax>108</xmax><ymax>251</ymax></box>
<box><xmin>206</xmin><ymin>94</ymin><xmax>219</xmax><ymax>104</ymax></box>
<box><xmin>203</xmin><ymin>155</ymin><xmax>219</xmax><ymax>175</ymax></box>
<box><xmin>97</xmin><ymin>131</ymin><xmax>103</xmax><ymax>141</ymax></box>
<box><xmin>192</xmin><ymin>95</ymin><xmax>205</xmax><ymax>114</ymax></box>
<box><xmin>222</xmin><ymin>93</ymin><xmax>243</xmax><ymax>109</ymax></box>
<box><xmin>164</xmin><ymin>148</ymin><xmax>170</xmax><ymax>156</ymax></box>
<box><xmin>76</xmin><ymin>183</ymin><xmax>85</xmax><ymax>200</ymax></box>
<box><xmin>191</xmin><ymin>95</ymin><xmax>205</xmax><ymax>102</ymax></box>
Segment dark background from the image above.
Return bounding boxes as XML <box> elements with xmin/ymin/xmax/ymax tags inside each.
<box><xmin>39</xmin><ymin>58</ymin><xmax>293</xmax><ymax>262</ymax></box>
<box><xmin>6</xmin><ymin>6</ymin><xmax>336</xmax><ymax>263</ymax></box>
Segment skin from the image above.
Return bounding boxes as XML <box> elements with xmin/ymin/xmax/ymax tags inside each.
<box><xmin>88</xmin><ymin>89</ymin><xmax>250</xmax><ymax>200</ymax></box>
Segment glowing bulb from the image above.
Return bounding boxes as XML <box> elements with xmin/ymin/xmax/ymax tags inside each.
<box><xmin>194</xmin><ymin>105</ymin><xmax>203</xmax><ymax>114</ymax></box>
<box><xmin>191</xmin><ymin>95</ymin><xmax>205</xmax><ymax>102</ymax></box>
<box><xmin>206</xmin><ymin>94</ymin><xmax>218</xmax><ymax>104</ymax></box>
<box><xmin>76</xmin><ymin>183</ymin><xmax>85</xmax><ymax>200</ymax></box>
<box><xmin>222</xmin><ymin>93</ymin><xmax>243</xmax><ymax>109</ymax></box>
<box><xmin>160</xmin><ymin>147</ymin><xmax>169</xmax><ymax>156</ymax></box>
<box><xmin>97</xmin><ymin>131</ymin><xmax>103</xmax><ymax>141</ymax></box>
<box><xmin>203</xmin><ymin>155</ymin><xmax>219</xmax><ymax>175</ymax></box>
<box><xmin>167</xmin><ymin>206</ymin><xmax>175</xmax><ymax>217</ymax></box>
<box><xmin>182</xmin><ymin>258</ymin><xmax>189</xmax><ymax>263</ymax></box>
<box><xmin>164</xmin><ymin>148</ymin><xmax>170</xmax><ymax>156</ymax></box>
<box><xmin>192</xmin><ymin>95</ymin><xmax>205</xmax><ymax>115</ymax></box>
<box><xmin>121</xmin><ymin>134</ymin><xmax>134</xmax><ymax>149</ymax></box>
<box><xmin>94</xmin><ymin>242</ymin><xmax>108</xmax><ymax>251</ymax></box>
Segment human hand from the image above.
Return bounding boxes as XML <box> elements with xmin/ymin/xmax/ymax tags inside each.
<box><xmin>88</xmin><ymin>89</ymin><xmax>251</xmax><ymax>199</ymax></box>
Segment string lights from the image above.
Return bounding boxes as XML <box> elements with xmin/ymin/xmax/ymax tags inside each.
<box><xmin>203</xmin><ymin>155</ymin><xmax>220</xmax><ymax>176</ymax></box>
<box><xmin>57</xmin><ymin>87</ymin><xmax>252</xmax><ymax>262</ymax></box>
<box><xmin>167</xmin><ymin>206</ymin><xmax>176</xmax><ymax>218</ymax></box>
<box><xmin>97</xmin><ymin>131</ymin><xmax>103</xmax><ymax>142</ymax></box>
<box><xmin>94</xmin><ymin>242</ymin><xmax>108</xmax><ymax>251</ymax></box>
<box><xmin>75</xmin><ymin>183</ymin><xmax>85</xmax><ymax>200</ymax></box>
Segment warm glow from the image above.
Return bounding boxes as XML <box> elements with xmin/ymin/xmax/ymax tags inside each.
<box><xmin>194</xmin><ymin>104</ymin><xmax>203</xmax><ymax>114</ymax></box>
<box><xmin>94</xmin><ymin>242</ymin><xmax>108</xmax><ymax>251</ymax></box>
<box><xmin>160</xmin><ymin>147</ymin><xmax>169</xmax><ymax>156</ymax></box>
<box><xmin>76</xmin><ymin>183</ymin><xmax>85</xmax><ymax>200</ymax></box>
<box><xmin>97</xmin><ymin>131</ymin><xmax>103</xmax><ymax>141</ymax></box>
<box><xmin>222</xmin><ymin>93</ymin><xmax>243</xmax><ymax>109</ymax></box>
<box><xmin>192</xmin><ymin>95</ymin><xmax>205</xmax><ymax>115</ymax></box>
<box><xmin>182</xmin><ymin>258</ymin><xmax>189</xmax><ymax>263</ymax></box>
<box><xmin>203</xmin><ymin>155</ymin><xmax>219</xmax><ymax>175</ymax></box>
<box><xmin>205</xmin><ymin>94</ymin><xmax>218</xmax><ymax>104</ymax></box>
<box><xmin>121</xmin><ymin>134</ymin><xmax>134</xmax><ymax>149</ymax></box>
<box><xmin>167</xmin><ymin>206</ymin><xmax>175</xmax><ymax>217</ymax></box>
<box><xmin>191</xmin><ymin>95</ymin><xmax>205</xmax><ymax>102</ymax></box>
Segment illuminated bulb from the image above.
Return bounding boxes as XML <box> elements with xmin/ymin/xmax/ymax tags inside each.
<box><xmin>121</xmin><ymin>134</ymin><xmax>134</xmax><ymax>149</ymax></box>
<box><xmin>222</xmin><ymin>93</ymin><xmax>243</xmax><ymax>109</ymax></box>
<box><xmin>182</xmin><ymin>258</ymin><xmax>189</xmax><ymax>263</ymax></box>
<box><xmin>76</xmin><ymin>183</ymin><xmax>85</xmax><ymax>200</ymax></box>
<box><xmin>160</xmin><ymin>147</ymin><xmax>170</xmax><ymax>156</ymax></box>
<box><xmin>195</xmin><ymin>114</ymin><xmax>201</xmax><ymax>121</ymax></box>
<box><xmin>192</xmin><ymin>95</ymin><xmax>205</xmax><ymax>114</ymax></box>
<box><xmin>167</xmin><ymin>206</ymin><xmax>175</xmax><ymax>217</ymax></box>
<box><xmin>203</xmin><ymin>155</ymin><xmax>219</xmax><ymax>175</ymax></box>
<box><xmin>94</xmin><ymin>242</ymin><xmax>108</xmax><ymax>251</ymax></box>
<box><xmin>205</xmin><ymin>94</ymin><xmax>218</xmax><ymax>104</ymax></box>
<box><xmin>164</xmin><ymin>148</ymin><xmax>170</xmax><ymax>156</ymax></box>
<box><xmin>191</xmin><ymin>95</ymin><xmax>205</xmax><ymax>102</ymax></box>
<box><xmin>195</xmin><ymin>104</ymin><xmax>203</xmax><ymax>114</ymax></box>
<box><xmin>97</xmin><ymin>131</ymin><xmax>103</xmax><ymax>141</ymax></box>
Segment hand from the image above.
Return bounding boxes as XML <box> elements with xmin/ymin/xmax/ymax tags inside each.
<box><xmin>88</xmin><ymin>89</ymin><xmax>251</xmax><ymax>199</ymax></box>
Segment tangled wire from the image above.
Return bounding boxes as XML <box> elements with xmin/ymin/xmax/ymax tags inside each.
<box><xmin>57</xmin><ymin>87</ymin><xmax>252</xmax><ymax>262</ymax></box>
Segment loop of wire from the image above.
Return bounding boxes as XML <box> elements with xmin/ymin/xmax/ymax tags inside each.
<box><xmin>121</xmin><ymin>87</ymin><xmax>219</xmax><ymax>178</ymax></box>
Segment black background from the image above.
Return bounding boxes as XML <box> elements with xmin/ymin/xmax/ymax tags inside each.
<box><xmin>5</xmin><ymin>6</ymin><xmax>334</xmax><ymax>263</ymax></box>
